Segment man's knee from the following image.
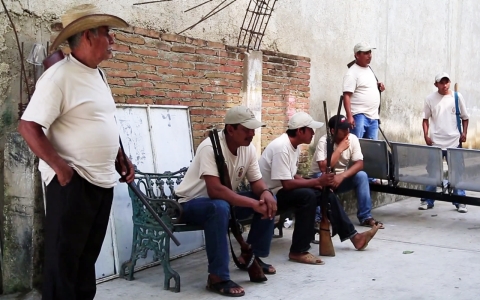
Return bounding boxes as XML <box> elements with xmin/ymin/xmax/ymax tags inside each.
<box><xmin>354</xmin><ymin>170</ymin><xmax>369</xmax><ymax>182</ymax></box>
<box><xmin>211</xmin><ymin>199</ymin><xmax>230</xmax><ymax>216</ymax></box>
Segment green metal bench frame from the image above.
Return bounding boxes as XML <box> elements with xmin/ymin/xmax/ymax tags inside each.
<box><xmin>119</xmin><ymin>167</ymin><xmax>283</xmax><ymax>292</ymax></box>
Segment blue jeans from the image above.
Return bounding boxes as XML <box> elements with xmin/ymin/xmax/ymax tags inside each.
<box><xmin>350</xmin><ymin>113</ymin><xmax>379</xmax><ymax>140</ymax></box>
<box><xmin>421</xmin><ymin>149</ymin><xmax>465</xmax><ymax>207</ymax></box>
<box><xmin>181</xmin><ymin>191</ymin><xmax>274</xmax><ymax>281</ymax></box>
<box><xmin>350</xmin><ymin>113</ymin><xmax>379</xmax><ymax>184</ymax></box>
<box><xmin>312</xmin><ymin>171</ymin><xmax>373</xmax><ymax>224</ymax></box>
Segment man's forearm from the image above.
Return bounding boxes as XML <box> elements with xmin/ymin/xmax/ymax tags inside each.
<box><xmin>343</xmin><ymin>93</ymin><xmax>352</xmax><ymax>117</ymax></box>
<box><xmin>422</xmin><ymin>119</ymin><xmax>429</xmax><ymax>137</ymax></box>
<box><xmin>18</xmin><ymin>120</ymin><xmax>68</xmax><ymax>171</ymax></box>
<box><xmin>281</xmin><ymin>177</ymin><xmax>318</xmax><ymax>191</ymax></box>
<box><xmin>462</xmin><ymin>119</ymin><xmax>469</xmax><ymax>135</ymax></box>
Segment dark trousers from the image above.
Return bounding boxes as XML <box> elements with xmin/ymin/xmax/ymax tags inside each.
<box><xmin>42</xmin><ymin>172</ymin><xmax>113</xmax><ymax>300</ymax></box>
<box><xmin>276</xmin><ymin>188</ymin><xmax>357</xmax><ymax>253</ymax></box>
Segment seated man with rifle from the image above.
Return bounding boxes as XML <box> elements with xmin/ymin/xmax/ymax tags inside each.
<box><xmin>175</xmin><ymin>106</ymin><xmax>277</xmax><ymax>297</ymax></box>
<box><xmin>311</xmin><ymin>115</ymin><xmax>384</xmax><ymax>229</ymax></box>
<box><xmin>258</xmin><ymin>112</ymin><xmax>380</xmax><ymax>265</ymax></box>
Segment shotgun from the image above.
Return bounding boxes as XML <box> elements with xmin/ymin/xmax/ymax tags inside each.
<box><xmin>318</xmin><ymin>97</ymin><xmax>343</xmax><ymax>256</ymax></box>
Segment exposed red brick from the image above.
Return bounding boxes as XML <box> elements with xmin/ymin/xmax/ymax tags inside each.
<box><xmin>106</xmin><ymin>70</ymin><xmax>136</xmax><ymax>78</ymax></box>
<box><xmin>161</xmin><ymin>33</ymin><xmax>186</xmax><ymax>43</ymax></box>
<box><xmin>180</xmin><ymin>85</ymin><xmax>201</xmax><ymax>91</ymax></box>
<box><xmin>131</xmin><ymin>47</ymin><xmax>158</xmax><ymax>57</ymax></box>
<box><xmin>171</xmin><ymin>62</ymin><xmax>195</xmax><ymax>69</ymax></box>
<box><xmin>207</xmin><ymin>41</ymin><xmax>225</xmax><ymax>49</ymax></box>
<box><xmin>157</xmin><ymin>68</ymin><xmax>182</xmax><ymax>76</ymax></box>
<box><xmin>139</xmin><ymin>89</ymin><xmax>167</xmax><ymax>96</ymax></box>
<box><xmin>144</xmin><ymin>58</ymin><xmax>170</xmax><ymax>67</ymax></box>
<box><xmin>126</xmin><ymin>81</ymin><xmax>154</xmax><ymax>88</ymax></box>
<box><xmin>134</xmin><ymin>27</ymin><xmax>160</xmax><ymax>38</ymax></box>
<box><xmin>99</xmin><ymin>61</ymin><xmax>128</xmax><ymax>69</ymax></box>
<box><xmin>188</xmin><ymin>78</ymin><xmax>210</xmax><ymax>85</ymax></box>
<box><xmin>111</xmin><ymin>87</ymin><xmax>136</xmax><ymax>95</ymax></box>
<box><xmin>224</xmin><ymin>88</ymin><xmax>241</xmax><ymax>94</ymax></box>
<box><xmin>172</xmin><ymin>45</ymin><xmax>196</xmax><ymax>54</ymax></box>
<box><xmin>115</xmin><ymin>33</ymin><xmax>145</xmax><ymax>45</ymax></box>
<box><xmin>183</xmin><ymin>70</ymin><xmax>205</xmax><ymax>77</ymax></box>
<box><xmin>196</xmin><ymin>49</ymin><xmax>217</xmax><ymax>56</ymax></box>
<box><xmin>129</xmin><ymin>63</ymin><xmax>156</xmax><ymax>72</ymax></box>
<box><xmin>166</xmin><ymin>92</ymin><xmax>192</xmax><ymax>98</ymax></box>
<box><xmin>195</xmin><ymin>64</ymin><xmax>218</xmax><ymax>71</ymax></box>
<box><xmin>155</xmin><ymin>83</ymin><xmax>180</xmax><ymax>89</ymax></box>
<box><xmin>138</xmin><ymin>73</ymin><xmax>163</xmax><ymax>81</ymax></box>
<box><xmin>115</xmin><ymin>54</ymin><xmax>143</xmax><ymax>63</ymax></box>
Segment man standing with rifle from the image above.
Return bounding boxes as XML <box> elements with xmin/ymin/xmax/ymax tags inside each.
<box><xmin>18</xmin><ymin>4</ymin><xmax>134</xmax><ymax>300</ymax></box>
<box><xmin>258</xmin><ymin>112</ymin><xmax>380</xmax><ymax>265</ymax></box>
<box><xmin>175</xmin><ymin>106</ymin><xmax>276</xmax><ymax>297</ymax></box>
<box><xmin>344</xmin><ymin>42</ymin><xmax>385</xmax><ymax>141</ymax></box>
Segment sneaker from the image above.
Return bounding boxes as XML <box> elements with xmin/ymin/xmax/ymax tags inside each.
<box><xmin>418</xmin><ymin>201</ymin><xmax>433</xmax><ymax>210</ymax></box>
<box><xmin>457</xmin><ymin>204</ymin><xmax>468</xmax><ymax>213</ymax></box>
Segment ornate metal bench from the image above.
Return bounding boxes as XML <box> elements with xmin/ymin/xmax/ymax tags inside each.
<box><xmin>119</xmin><ymin>167</ymin><xmax>286</xmax><ymax>293</ymax></box>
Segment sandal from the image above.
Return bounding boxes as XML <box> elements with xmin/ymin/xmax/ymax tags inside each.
<box><xmin>237</xmin><ymin>256</ymin><xmax>276</xmax><ymax>275</ymax></box>
<box><xmin>360</xmin><ymin>218</ymin><xmax>384</xmax><ymax>229</ymax></box>
<box><xmin>239</xmin><ymin>249</ymin><xmax>267</xmax><ymax>282</ymax></box>
<box><xmin>206</xmin><ymin>277</ymin><xmax>245</xmax><ymax>297</ymax></box>
<box><xmin>288</xmin><ymin>252</ymin><xmax>325</xmax><ymax>265</ymax></box>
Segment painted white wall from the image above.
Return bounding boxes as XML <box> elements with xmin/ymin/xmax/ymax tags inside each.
<box><xmin>2</xmin><ymin>0</ymin><xmax>480</xmax><ymax>147</ymax></box>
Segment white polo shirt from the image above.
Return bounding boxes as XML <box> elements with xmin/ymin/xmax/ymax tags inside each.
<box><xmin>21</xmin><ymin>55</ymin><xmax>119</xmax><ymax>188</ymax></box>
<box><xmin>175</xmin><ymin>131</ymin><xmax>262</xmax><ymax>203</ymax></box>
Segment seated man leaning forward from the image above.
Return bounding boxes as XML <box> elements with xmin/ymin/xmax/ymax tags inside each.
<box><xmin>175</xmin><ymin>106</ymin><xmax>277</xmax><ymax>297</ymax></box>
<box><xmin>259</xmin><ymin>112</ymin><xmax>380</xmax><ymax>265</ymax></box>
<box><xmin>311</xmin><ymin>115</ymin><xmax>384</xmax><ymax>229</ymax></box>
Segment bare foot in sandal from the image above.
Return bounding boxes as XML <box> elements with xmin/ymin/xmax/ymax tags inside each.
<box><xmin>351</xmin><ymin>224</ymin><xmax>380</xmax><ymax>250</ymax></box>
<box><xmin>288</xmin><ymin>252</ymin><xmax>325</xmax><ymax>265</ymax></box>
<box><xmin>207</xmin><ymin>274</ymin><xmax>245</xmax><ymax>297</ymax></box>
<box><xmin>361</xmin><ymin>217</ymin><xmax>385</xmax><ymax>229</ymax></box>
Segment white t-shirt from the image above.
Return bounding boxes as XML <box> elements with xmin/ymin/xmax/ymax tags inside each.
<box><xmin>21</xmin><ymin>55</ymin><xmax>119</xmax><ymax>188</ymax></box>
<box><xmin>310</xmin><ymin>133</ymin><xmax>363</xmax><ymax>174</ymax></box>
<box><xmin>423</xmin><ymin>90</ymin><xmax>469</xmax><ymax>149</ymax></box>
<box><xmin>343</xmin><ymin>63</ymin><xmax>380</xmax><ymax>119</ymax></box>
<box><xmin>175</xmin><ymin>131</ymin><xmax>262</xmax><ymax>203</ymax></box>
<box><xmin>258</xmin><ymin>133</ymin><xmax>299</xmax><ymax>194</ymax></box>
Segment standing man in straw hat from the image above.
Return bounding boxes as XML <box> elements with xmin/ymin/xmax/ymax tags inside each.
<box><xmin>18</xmin><ymin>4</ymin><xmax>134</xmax><ymax>299</ymax></box>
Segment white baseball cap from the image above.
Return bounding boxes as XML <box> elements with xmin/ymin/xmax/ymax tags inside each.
<box><xmin>224</xmin><ymin>106</ymin><xmax>265</xmax><ymax>129</ymax></box>
<box><xmin>287</xmin><ymin>112</ymin><xmax>324</xmax><ymax>130</ymax></box>
<box><xmin>435</xmin><ymin>72</ymin><xmax>450</xmax><ymax>82</ymax></box>
<box><xmin>354</xmin><ymin>42</ymin><xmax>376</xmax><ymax>53</ymax></box>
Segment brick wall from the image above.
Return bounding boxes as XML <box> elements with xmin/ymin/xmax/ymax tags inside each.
<box><xmin>51</xmin><ymin>26</ymin><xmax>311</xmax><ymax>152</ymax></box>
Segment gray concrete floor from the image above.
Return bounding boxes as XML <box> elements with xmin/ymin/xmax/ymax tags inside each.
<box><xmin>93</xmin><ymin>197</ymin><xmax>480</xmax><ymax>300</ymax></box>
<box><xmin>3</xmin><ymin>197</ymin><xmax>479</xmax><ymax>300</ymax></box>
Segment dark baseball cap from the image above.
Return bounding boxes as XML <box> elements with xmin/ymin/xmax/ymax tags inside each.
<box><xmin>328</xmin><ymin>115</ymin><xmax>351</xmax><ymax>129</ymax></box>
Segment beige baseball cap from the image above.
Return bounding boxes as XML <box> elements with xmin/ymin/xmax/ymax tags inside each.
<box><xmin>435</xmin><ymin>72</ymin><xmax>450</xmax><ymax>82</ymax></box>
<box><xmin>224</xmin><ymin>106</ymin><xmax>265</xmax><ymax>129</ymax></box>
<box><xmin>354</xmin><ymin>42</ymin><xmax>376</xmax><ymax>53</ymax></box>
<box><xmin>287</xmin><ymin>112</ymin><xmax>324</xmax><ymax>130</ymax></box>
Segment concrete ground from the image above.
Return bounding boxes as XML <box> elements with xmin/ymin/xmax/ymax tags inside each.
<box><xmin>93</xmin><ymin>197</ymin><xmax>480</xmax><ymax>300</ymax></box>
<box><xmin>3</xmin><ymin>197</ymin><xmax>479</xmax><ymax>300</ymax></box>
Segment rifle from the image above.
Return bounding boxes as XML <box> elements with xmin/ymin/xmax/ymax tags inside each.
<box><xmin>208</xmin><ymin>128</ymin><xmax>265</xmax><ymax>281</ymax></box>
<box><xmin>41</xmin><ymin>50</ymin><xmax>181</xmax><ymax>246</ymax></box>
<box><xmin>318</xmin><ymin>97</ymin><xmax>343</xmax><ymax>256</ymax></box>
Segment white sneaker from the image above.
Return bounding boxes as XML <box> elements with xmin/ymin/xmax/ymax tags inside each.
<box><xmin>418</xmin><ymin>201</ymin><xmax>431</xmax><ymax>210</ymax></box>
<box><xmin>457</xmin><ymin>204</ymin><xmax>468</xmax><ymax>213</ymax></box>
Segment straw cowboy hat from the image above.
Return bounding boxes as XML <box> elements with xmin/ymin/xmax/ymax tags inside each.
<box><xmin>50</xmin><ymin>4</ymin><xmax>128</xmax><ymax>51</ymax></box>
